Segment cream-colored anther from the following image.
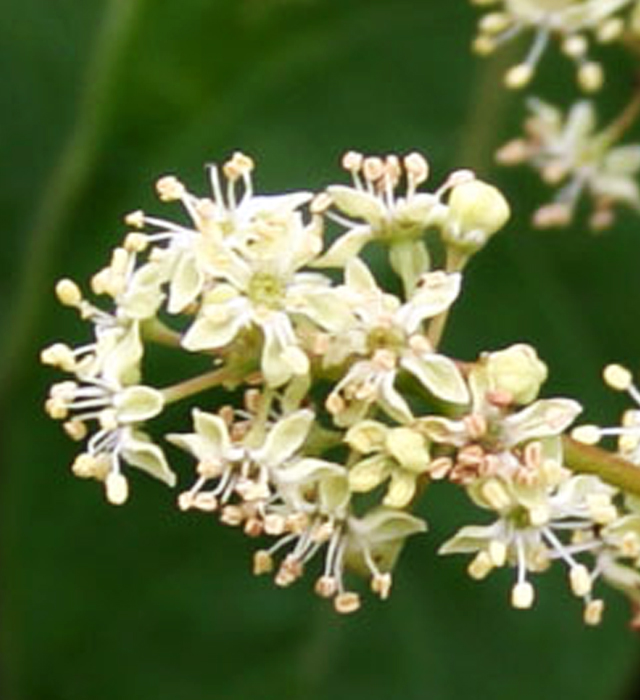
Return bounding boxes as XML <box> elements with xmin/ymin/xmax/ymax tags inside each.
<box><xmin>64</xmin><ymin>420</ymin><xmax>87</xmax><ymax>442</ymax></box>
<box><xmin>596</xmin><ymin>17</ymin><xmax>623</xmax><ymax>43</ymax></box>
<box><xmin>315</xmin><ymin>575</ymin><xmax>338</xmax><ymax>598</ymax></box>
<box><xmin>481</xmin><ymin>479</ymin><xmax>511</xmax><ymax>511</ymax></box>
<box><xmin>156</xmin><ymin>175</ymin><xmax>185</xmax><ymax>201</ymax></box>
<box><xmin>384</xmin><ymin>155</ymin><xmax>401</xmax><ymax>186</ymax></box>
<box><xmin>221</xmin><ymin>505</ymin><xmax>244</xmax><ymax>526</ymax></box>
<box><xmin>468</xmin><ymin>551</ymin><xmax>493</xmax><ymax>580</ymax></box>
<box><xmin>472</xmin><ymin>35</ymin><xmax>496</xmax><ymax>55</ymax></box>
<box><xmin>253</xmin><ymin>550</ymin><xmax>274</xmax><ymax>575</ymax></box>
<box><xmin>561</xmin><ymin>35</ymin><xmax>587</xmax><ymax>58</ymax></box>
<box><xmin>584</xmin><ymin>599</ymin><xmax>604</xmax><ymax>626</ymax></box>
<box><xmin>533</xmin><ymin>202</ymin><xmax>572</xmax><ymax>228</ymax></box>
<box><xmin>511</xmin><ymin>581</ymin><xmax>535</xmax><ymax>609</ymax></box>
<box><xmin>488</xmin><ymin>540</ymin><xmax>507</xmax><ymax>567</ymax></box>
<box><xmin>124</xmin><ymin>210</ymin><xmax>146</xmax><ymax>228</ymax></box>
<box><xmin>341</xmin><ymin>150</ymin><xmax>364</xmax><ymax>172</ymax></box>
<box><xmin>403</xmin><ymin>152</ymin><xmax>429</xmax><ymax>185</ymax></box>
<box><xmin>275</xmin><ymin>556</ymin><xmax>303</xmax><ymax>587</ymax></box>
<box><xmin>495</xmin><ymin>139</ymin><xmax>529</xmax><ymax>165</ymax></box>
<box><xmin>362</xmin><ymin>156</ymin><xmax>385</xmax><ymax>182</ymax></box>
<box><xmin>72</xmin><ymin>453</ymin><xmax>100</xmax><ymax>479</ymax></box>
<box><xmin>571</xmin><ymin>425</ymin><xmax>601</xmax><ymax>445</ymax></box>
<box><xmin>334</xmin><ymin>592</ymin><xmax>361</xmax><ymax>614</ymax></box>
<box><xmin>55</xmin><ymin>278</ymin><xmax>82</xmax><ymax>307</ymax></box>
<box><xmin>286</xmin><ymin>512</ymin><xmax>310</xmax><ymax>535</ymax></box>
<box><xmin>578</xmin><ymin>62</ymin><xmax>603</xmax><ymax>93</ymax></box>
<box><xmin>504</xmin><ymin>63</ymin><xmax>533</xmax><ymax>89</ymax></box>
<box><xmin>603</xmin><ymin>363</ymin><xmax>633</xmax><ymax>391</ymax></box>
<box><xmin>223</xmin><ymin>151</ymin><xmax>254</xmax><ymax>180</ymax></box>
<box><xmin>177</xmin><ymin>492</ymin><xmax>194</xmax><ymax>511</ymax></box>
<box><xmin>479</xmin><ymin>12</ymin><xmax>511</xmax><ymax>34</ymax></box>
<box><xmin>124</xmin><ymin>232</ymin><xmax>148</xmax><ymax>252</ymax></box>
<box><xmin>371</xmin><ymin>573</ymin><xmax>392</xmax><ymax>600</ymax></box>
<box><xmin>428</xmin><ymin>457</ymin><xmax>453</xmax><ymax>480</ymax></box>
<box><xmin>105</xmin><ymin>472</ymin><xmax>129</xmax><ymax>505</ymax></box>
<box><xmin>569</xmin><ymin>565</ymin><xmax>592</xmax><ymax>597</ymax></box>
<box><xmin>621</xmin><ymin>532</ymin><xmax>640</xmax><ymax>558</ymax></box>
<box><xmin>40</xmin><ymin>343</ymin><xmax>76</xmax><ymax>371</ymax></box>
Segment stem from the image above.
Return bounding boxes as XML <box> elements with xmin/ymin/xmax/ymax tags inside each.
<box><xmin>563</xmin><ymin>436</ymin><xmax>640</xmax><ymax>498</ymax></box>
<box><xmin>426</xmin><ymin>250</ymin><xmax>468</xmax><ymax>349</ymax></box>
<box><xmin>601</xmin><ymin>82</ymin><xmax>640</xmax><ymax>147</ymax></box>
<box><xmin>141</xmin><ymin>318</ymin><xmax>182</xmax><ymax>348</ymax></box>
<box><xmin>161</xmin><ymin>367</ymin><xmax>236</xmax><ymax>405</ymax></box>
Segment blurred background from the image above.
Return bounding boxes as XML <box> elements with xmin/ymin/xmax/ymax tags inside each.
<box><xmin>2</xmin><ymin>1</ymin><xmax>640</xmax><ymax>698</ymax></box>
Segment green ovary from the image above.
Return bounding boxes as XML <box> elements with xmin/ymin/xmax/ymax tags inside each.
<box><xmin>248</xmin><ymin>272</ymin><xmax>285</xmax><ymax>309</ymax></box>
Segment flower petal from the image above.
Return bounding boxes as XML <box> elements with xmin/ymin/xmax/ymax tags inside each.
<box><xmin>402</xmin><ymin>352</ymin><xmax>470</xmax><ymax>404</ymax></box>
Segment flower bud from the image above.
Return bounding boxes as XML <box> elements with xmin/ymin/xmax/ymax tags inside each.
<box><xmin>443</xmin><ymin>180</ymin><xmax>510</xmax><ymax>253</ymax></box>
<box><xmin>485</xmin><ymin>344</ymin><xmax>548</xmax><ymax>405</ymax></box>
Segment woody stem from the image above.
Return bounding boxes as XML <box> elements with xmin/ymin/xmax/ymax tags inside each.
<box><xmin>563</xmin><ymin>436</ymin><xmax>640</xmax><ymax>497</ymax></box>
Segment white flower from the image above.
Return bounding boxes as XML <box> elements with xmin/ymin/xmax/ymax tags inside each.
<box><xmin>325</xmin><ymin>259</ymin><xmax>468</xmax><ymax>426</ymax></box>
<box><xmin>440</xmin><ymin>473</ymin><xmax>616</xmax><ymax>621</ymax></box>
<box><xmin>44</xmin><ymin>323</ymin><xmax>174</xmax><ymax>504</ymax></box>
<box><xmin>346</xmin><ymin>420</ymin><xmax>432</xmax><ymax>507</ymax></box>
<box><xmin>472</xmin><ymin>0</ymin><xmax>633</xmax><ymax>90</ymax></box>
<box><xmin>573</xmin><ymin>363</ymin><xmax>640</xmax><ymax>463</ymax></box>
<box><xmin>124</xmin><ymin>152</ymin><xmax>314</xmax><ymax>315</ymax></box>
<box><xmin>497</xmin><ymin>99</ymin><xmax>640</xmax><ymax>229</ymax></box>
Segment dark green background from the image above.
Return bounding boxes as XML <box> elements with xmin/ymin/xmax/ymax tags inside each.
<box><xmin>2</xmin><ymin>1</ymin><xmax>640</xmax><ymax>698</ymax></box>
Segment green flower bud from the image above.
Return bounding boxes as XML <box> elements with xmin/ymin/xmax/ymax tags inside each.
<box><xmin>485</xmin><ymin>344</ymin><xmax>548</xmax><ymax>405</ymax></box>
<box><xmin>444</xmin><ymin>180</ymin><xmax>510</xmax><ymax>253</ymax></box>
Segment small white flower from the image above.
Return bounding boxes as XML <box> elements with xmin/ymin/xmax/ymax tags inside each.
<box><xmin>325</xmin><ymin>259</ymin><xmax>468</xmax><ymax>426</ymax></box>
<box><xmin>44</xmin><ymin>323</ymin><xmax>174</xmax><ymax>504</ymax></box>
<box><xmin>472</xmin><ymin>0</ymin><xmax>633</xmax><ymax>90</ymax></box>
<box><xmin>497</xmin><ymin>99</ymin><xmax>640</xmax><ymax>229</ymax></box>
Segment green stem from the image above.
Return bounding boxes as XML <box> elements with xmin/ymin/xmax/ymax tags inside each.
<box><xmin>563</xmin><ymin>436</ymin><xmax>640</xmax><ymax>498</ymax></box>
<box><xmin>601</xmin><ymin>84</ymin><xmax>640</xmax><ymax>147</ymax></box>
<box><xmin>161</xmin><ymin>367</ymin><xmax>236</xmax><ymax>405</ymax></box>
<box><xmin>426</xmin><ymin>250</ymin><xmax>468</xmax><ymax>350</ymax></box>
<box><xmin>0</xmin><ymin>0</ymin><xmax>146</xmax><ymax>397</ymax></box>
<box><xmin>141</xmin><ymin>318</ymin><xmax>182</xmax><ymax>348</ymax></box>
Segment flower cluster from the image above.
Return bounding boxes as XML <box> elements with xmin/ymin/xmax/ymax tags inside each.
<box><xmin>42</xmin><ymin>150</ymin><xmax>640</xmax><ymax>624</ymax></box>
<box><xmin>470</xmin><ymin>0</ymin><xmax>634</xmax><ymax>91</ymax></box>
<box><xmin>497</xmin><ymin>98</ymin><xmax>640</xmax><ymax>229</ymax></box>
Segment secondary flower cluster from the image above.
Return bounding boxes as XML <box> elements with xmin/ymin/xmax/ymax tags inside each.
<box><xmin>41</xmin><ymin>151</ymin><xmax>640</xmax><ymax>623</ymax></box>
<box><xmin>470</xmin><ymin>0</ymin><xmax>635</xmax><ymax>91</ymax></box>
<box><xmin>497</xmin><ymin>98</ymin><xmax>640</xmax><ymax>229</ymax></box>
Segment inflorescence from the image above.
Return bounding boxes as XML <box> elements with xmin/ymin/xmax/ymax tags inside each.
<box><xmin>40</xmin><ymin>149</ymin><xmax>640</xmax><ymax>624</ymax></box>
